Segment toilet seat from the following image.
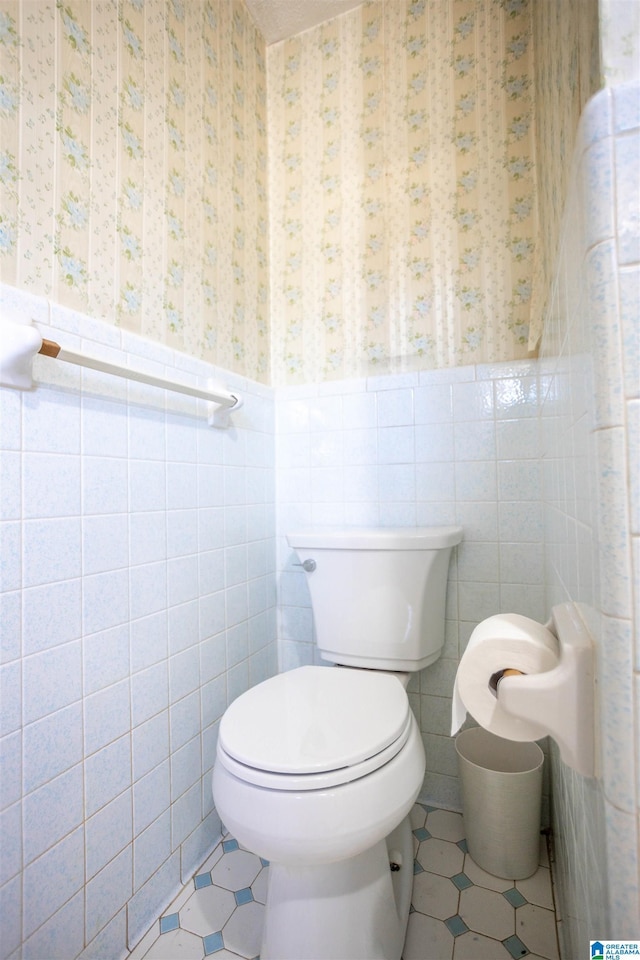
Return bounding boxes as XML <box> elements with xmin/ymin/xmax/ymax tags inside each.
<box><xmin>217</xmin><ymin>666</ymin><xmax>412</xmax><ymax>791</ymax></box>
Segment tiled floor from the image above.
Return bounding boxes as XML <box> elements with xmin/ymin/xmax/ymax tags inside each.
<box><xmin>129</xmin><ymin>804</ymin><xmax>560</xmax><ymax>960</ymax></box>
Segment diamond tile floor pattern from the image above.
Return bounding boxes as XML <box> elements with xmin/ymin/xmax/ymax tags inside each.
<box><xmin>129</xmin><ymin>804</ymin><xmax>560</xmax><ymax>960</ymax></box>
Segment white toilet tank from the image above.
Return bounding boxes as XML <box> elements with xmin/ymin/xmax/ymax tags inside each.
<box><xmin>287</xmin><ymin>526</ymin><xmax>463</xmax><ymax>671</ymax></box>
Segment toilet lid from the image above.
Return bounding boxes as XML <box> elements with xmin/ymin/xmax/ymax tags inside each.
<box><xmin>219</xmin><ymin>665</ymin><xmax>411</xmax><ymax>778</ymax></box>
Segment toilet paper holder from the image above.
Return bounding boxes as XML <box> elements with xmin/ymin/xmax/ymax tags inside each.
<box><xmin>496</xmin><ymin>602</ymin><xmax>595</xmax><ymax>778</ymax></box>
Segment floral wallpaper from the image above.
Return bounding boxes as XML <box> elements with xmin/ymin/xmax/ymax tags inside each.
<box><xmin>0</xmin><ymin>0</ymin><xmax>270</xmax><ymax>382</ymax></box>
<box><xmin>528</xmin><ymin>0</ymin><xmax>600</xmax><ymax>350</ymax></box>
<box><xmin>268</xmin><ymin>0</ymin><xmax>538</xmax><ymax>384</ymax></box>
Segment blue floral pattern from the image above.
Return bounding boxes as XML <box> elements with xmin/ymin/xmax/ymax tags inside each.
<box><xmin>269</xmin><ymin>0</ymin><xmax>539</xmax><ymax>383</ymax></box>
<box><xmin>0</xmin><ymin>0</ymin><xmax>269</xmax><ymax>382</ymax></box>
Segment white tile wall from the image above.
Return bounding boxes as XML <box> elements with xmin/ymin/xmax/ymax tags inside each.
<box><xmin>0</xmin><ymin>284</ymin><xmax>277</xmax><ymax>960</ymax></box>
<box><xmin>275</xmin><ymin>357</ymin><xmax>547</xmax><ymax>811</ymax></box>
<box><xmin>539</xmin><ymin>81</ymin><xmax>640</xmax><ymax>951</ymax></box>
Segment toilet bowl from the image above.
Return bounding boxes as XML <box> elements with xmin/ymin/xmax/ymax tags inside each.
<box><xmin>212</xmin><ymin>526</ymin><xmax>462</xmax><ymax>960</ymax></box>
<box><xmin>213</xmin><ymin>665</ymin><xmax>425</xmax><ymax>959</ymax></box>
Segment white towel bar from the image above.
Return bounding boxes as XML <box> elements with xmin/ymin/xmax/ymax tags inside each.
<box><xmin>0</xmin><ymin>318</ymin><xmax>242</xmax><ymax>428</ymax></box>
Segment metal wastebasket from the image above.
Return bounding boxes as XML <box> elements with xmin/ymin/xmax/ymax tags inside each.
<box><xmin>455</xmin><ymin>727</ymin><xmax>544</xmax><ymax>879</ymax></box>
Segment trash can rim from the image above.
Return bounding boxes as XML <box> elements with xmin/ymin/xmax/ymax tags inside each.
<box><xmin>455</xmin><ymin>727</ymin><xmax>544</xmax><ymax>775</ymax></box>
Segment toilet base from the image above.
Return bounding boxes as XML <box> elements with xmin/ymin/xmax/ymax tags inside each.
<box><xmin>261</xmin><ymin>816</ymin><xmax>414</xmax><ymax>960</ymax></box>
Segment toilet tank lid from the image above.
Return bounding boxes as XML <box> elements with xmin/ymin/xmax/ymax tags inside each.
<box><xmin>287</xmin><ymin>525</ymin><xmax>463</xmax><ymax>550</ymax></box>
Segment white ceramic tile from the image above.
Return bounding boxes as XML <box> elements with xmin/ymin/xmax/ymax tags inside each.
<box><xmin>134</xmin><ymin>811</ymin><xmax>171</xmax><ymax>892</ymax></box>
<box><xmin>23</xmin><ymin>579</ymin><xmax>82</xmax><ymax>656</ymax></box>
<box><xmin>83</xmin><ymin>457</ymin><xmax>129</xmax><ymax>514</ymax></box>
<box><xmin>498</xmin><ymin>542</ymin><xmax>543</xmax><ymax>584</ymax></box>
<box><xmin>515</xmin><ymin>903</ymin><xmax>559</xmax><ymax>959</ymax></box>
<box><xmin>130</xmin><ymin>513</ymin><xmax>167</xmax><ymax>567</ymax></box>
<box><xmin>169</xmin><ymin>648</ymin><xmax>200</xmax><ymax>705</ymax></box>
<box><xmin>171</xmin><ymin>781</ymin><xmax>201</xmax><ymax>849</ymax></box>
<box><xmin>498</xmin><ymin>460</ymin><xmax>541</xmax><ymax>502</ymax></box>
<box><xmin>127</xmin><ymin>852</ymin><xmax>182</xmax><ymax>951</ymax></box>
<box><xmin>169</xmin><ymin>692</ymin><xmax>201</xmax><ymax>753</ymax></box>
<box><xmin>377</xmin><ymin>425</ymin><xmax>414</xmax><ymax>463</ymax></box>
<box><xmin>83</xmin><ymin>514</ymin><xmax>129</xmax><ymax>576</ymax></box>
<box><xmin>452</xmin><ymin>380</ymin><xmax>494</xmax><ymax>421</ymax></box>
<box><xmin>459</xmin><ymin>885</ymin><xmax>514</xmax><ymax>940</ymax></box>
<box><xmin>377</xmin><ymin>388</ymin><xmax>414</xmax><ymax>427</ymax></box>
<box><xmin>403</xmin><ymin>910</ymin><xmax>454</xmax><ymax>960</ymax></box>
<box><xmin>426</xmin><ymin>808</ymin><xmax>465</xmax><ymax>843</ymax></box>
<box><xmin>82</xmin><ymin>396</ymin><xmax>129</xmax><ymax>458</ymax></box>
<box><xmin>166</xmin><ymin>510</ymin><xmax>198</xmax><ymax>560</ymax></box>
<box><xmin>458</xmin><ymin>581</ymin><xmax>500</xmax><ymax>622</ymax></box>
<box><xmin>1</xmin><ymin>523</ymin><xmax>21</xmax><ymax>594</ymax></box>
<box><xmin>600</xmin><ymin>615</ymin><xmax>635</xmax><ymax>813</ymax></box>
<box><xmin>168</xmin><ymin>599</ymin><xmax>199</xmax><ymax>656</ymax></box>
<box><xmin>453</xmin><ymin>930</ymin><xmax>512</xmax><ymax>959</ymax></box>
<box><xmin>128</xmin><ymin>408</ymin><xmax>166</xmax><ymax>462</ymax></box>
<box><xmin>379</xmin><ymin>501</ymin><xmax>416</xmax><ymax>527</ymax></box>
<box><xmin>411</xmin><ymin>868</ymin><xmax>459</xmax><ymax>920</ymax></box>
<box><xmin>82</xmin><ymin>625</ymin><xmax>129</xmax><ymax>695</ymax></box>
<box><xmin>144</xmin><ymin>928</ymin><xmax>203</xmax><ymax>960</ymax></box>
<box><xmin>85</xmin><ymin>679</ymin><xmax>131</xmax><ymax>755</ymax></box>
<box><xmin>582</xmin><ymin>137</ymin><xmax>615</xmax><ymax>250</ymax></box>
<box><xmin>342</xmin><ymin>391</ymin><xmax>377</xmax><ymax>430</ymax></box>
<box><xmin>23</xmin><ymin>702</ymin><xmax>83</xmax><ymax>795</ymax></box>
<box><xmin>129</xmin><ymin>461</ymin><xmax>167</xmax><ymax>513</ymax></box>
<box><xmin>0</xmin><ymin>730</ymin><xmax>21</xmax><ymax>810</ymax></box>
<box><xmin>131</xmin><ymin>708</ymin><xmax>170</xmax><ymax>788</ymax></box>
<box><xmin>0</xmin><ymin>660</ymin><xmax>22</xmax><ymax>734</ymax></box>
<box><xmin>170</xmin><ymin>737</ymin><xmax>201</xmax><ymax>803</ymax></box>
<box><xmin>22</xmin><ymin>827</ymin><xmax>84</xmax><ymax>940</ymax></box>
<box><xmin>0</xmin><ymin>590</ymin><xmax>20</xmax><ymax>665</ymax></box>
<box><xmin>0</xmin><ymin>801</ymin><xmax>21</xmax><ymax>885</ymax></box>
<box><xmin>454</xmin><ymin>501</ymin><xmax>498</xmax><ymax>541</ymax></box>
<box><xmin>415</xmin><ymin>836</ymin><xmax>464</xmax><ymax>878</ymax></box>
<box><xmin>222</xmin><ymin>505</ymin><xmax>247</xmax><ymax>548</ymax></box>
<box><xmin>414</xmin><ymin>384</ymin><xmax>453</xmax><ymax>424</ymax></box>
<box><xmin>22</xmin><ymin>890</ymin><xmax>85</xmax><ymax>960</ymax></box>
<box><xmin>23</xmin><ymin>517</ymin><xmax>82</xmax><ymax>587</ymax></box>
<box><xmin>455</xmin><ymin>460</ymin><xmax>497</xmax><ymax>501</ymax></box>
<box><xmin>23</xmin><ymin>763</ymin><xmax>84</xmax><ymax>867</ymax></box>
<box><xmin>134</xmin><ymin>760</ymin><xmax>170</xmax><ymax>839</ymax></box>
<box><xmin>83</xmin><ymin>569</ymin><xmax>130</xmax><ymax>636</ymax></box>
<box><xmin>415</xmin><ymin>462</ymin><xmax>456</xmax><ymax>502</ymax></box>
<box><xmin>166</xmin><ymin>414</ymin><xmax>199</xmax><ymax>465</ymax></box>
<box><xmin>22</xmin><ymin>640</ymin><xmax>82</xmax><ymax>725</ymax></box>
<box><xmin>0</xmin><ymin>387</ymin><xmax>22</xmax><ymax>452</ymax></box>
<box><xmin>85</xmin><ymin>734</ymin><xmax>132</xmax><ymax>818</ymax></box>
<box><xmin>131</xmin><ymin>662</ymin><xmax>168</xmax><ymax>730</ymax></box>
<box><xmin>86</xmin><ymin>788</ymin><xmax>133</xmax><ymax>880</ymax></box>
<box><xmin>415</xmin><ymin>422</ymin><xmax>455</xmax><ymax>462</ymax></box>
<box><xmin>615</xmin><ymin>131</ymin><xmax>640</xmax><ymax>265</ymax></box>
<box><xmin>378</xmin><ymin>463</ymin><xmax>416</xmax><ymax>502</ymax></box>
<box><xmin>597</xmin><ymin>428</ymin><xmax>633</xmax><ymax>617</ymax></box>
<box><xmin>457</xmin><ymin>541</ymin><xmax>499</xmax><ymax>582</ymax></box>
<box><xmin>86</xmin><ymin>846</ymin><xmax>133</xmax><ymax>943</ymax></box>
<box><xmin>167</xmin><ymin>553</ymin><xmax>198</xmax><ymax>608</ymax></box>
<box><xmin>0</xmin><ymin>452</ymin><xmax>20</xmax><ymax>521</ymax></box>
<box><xmin>219</xmin><ymin>900</ymin><xmax>264</xmax><ymax>959</ymax></box>
<box><xmin>516</xmin><ymin>865</ymin><xmax>554</xmax><ymax>909</ymax></box>
<box><xmin>498</xmin><ymin>501</ymin><xmax>543</xmax><ymax>543</ymax></box>
<box><xmin>0</xmin><ymin>871</ymin><xmax>21</xmax><ymax>958</ymax></box>
<box><xmin>453</xmin><ymin>421</ymin><xmax>496</xmax><ymax>462</ymax></box>
<box><xmin>130</xmin><ymin>562</ymin><xmax>168</xmax><ymax>620</ymax></box>
<box><xmin>22</xmin><ymin>388</ymin><xmax>81</xmax><ymax>455</ymax></box>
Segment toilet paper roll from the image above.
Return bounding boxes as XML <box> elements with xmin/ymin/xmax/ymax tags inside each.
<box><xmin>451</xmin><ymin>614</ymin><xmax>559</xmax><ymax>741</ymax></box>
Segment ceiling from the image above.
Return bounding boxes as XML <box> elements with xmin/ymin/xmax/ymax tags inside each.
<box><xmin>244</xmin><ymin>0</ymin><xmax>363</xmax><ymax>44</ymax></box>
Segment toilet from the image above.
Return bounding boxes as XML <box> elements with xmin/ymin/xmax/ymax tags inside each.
<box><xmin>212</xmin><ymin>525</ymin><xmax>463</xmax><ymax>960</ymax></box>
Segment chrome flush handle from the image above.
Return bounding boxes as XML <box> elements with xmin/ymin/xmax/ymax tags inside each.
<box><xmin>293</xmin><ymin>559</ymin><xmax>316</xmax><ymax>573</ymax></box>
